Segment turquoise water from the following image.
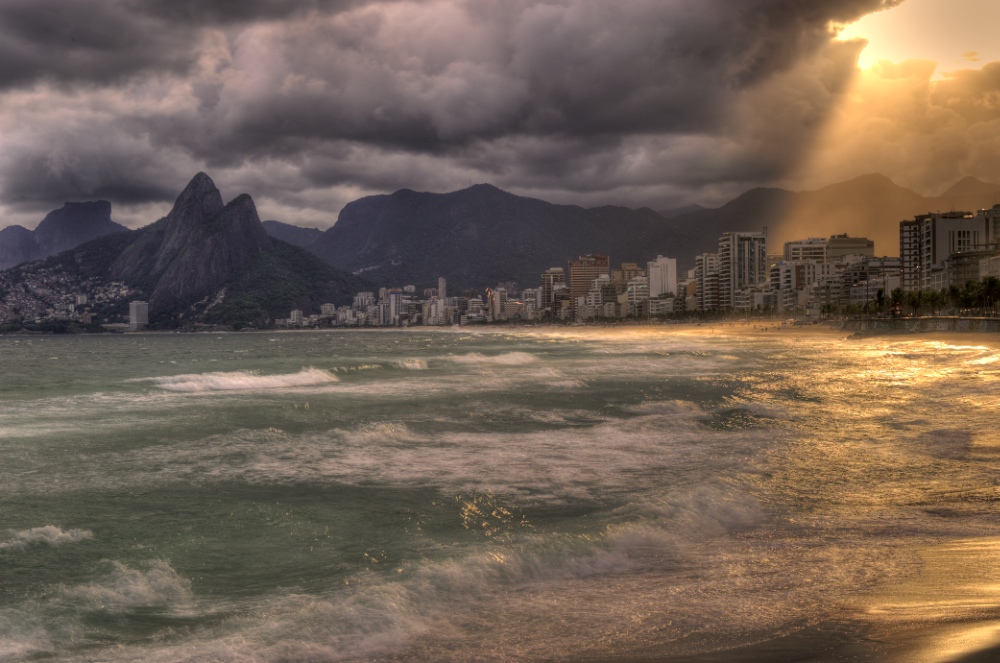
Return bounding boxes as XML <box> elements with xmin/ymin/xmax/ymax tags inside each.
<box><xmin>2</xmin><ymin>327</ymin><xmax>1000</xmax><ymax>661</ymax></box>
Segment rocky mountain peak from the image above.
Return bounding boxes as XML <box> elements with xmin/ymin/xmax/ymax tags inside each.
<box><xmin>153</xmin><ymin>172</ymin><xmax>226</xmax><ymax>273</ymax></box>
<box><xmin>147</xmin><ymin>189</ymin><xmax>272</xmax><ymax>312</ymax></box>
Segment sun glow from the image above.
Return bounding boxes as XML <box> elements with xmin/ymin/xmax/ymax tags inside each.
<box><xmin>836</xmin><ymin>0</ymin><xmax>1000</xmax><ymax>75</ymax></box>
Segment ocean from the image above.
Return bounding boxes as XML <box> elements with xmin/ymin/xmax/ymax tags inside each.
<box><xmin>2</xmin><ymin>326</ymin><xmax>999</xmax><ymax>662</ymax></box>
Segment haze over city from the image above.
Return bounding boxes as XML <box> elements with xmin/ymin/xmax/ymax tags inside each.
<box><xmin>2</xmin><ymin>0</ymin><xmax>1000</xmax><ymax>232</ymax></box>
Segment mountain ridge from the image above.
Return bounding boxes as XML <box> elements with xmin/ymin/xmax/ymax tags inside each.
<box><xmin>0</xmin><ymin>174</ymin><xmax>371</xmax><ymax>328</ymax></box>
<box><xmin>308</xmin><ymin>172</ymin><xmax>1000</xmax><ymax>285</ymax></box>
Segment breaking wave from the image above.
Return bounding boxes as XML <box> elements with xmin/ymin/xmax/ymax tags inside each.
<box><xmin>0</xmin><ymin>525</ymin><xmax>93</xmax><ymax>550</ymax></box>
<box><xmin>143</xmin><ymin>368</ymin><xmax>338</xmax><ymax>392</ymax></box>
<box><xmin>59</xmin><ymin>560</ymin><xmax>193</xmax><ymax>613</ymax></box>
<box><xmin>393</xmin><ymin>359</ymin><xmax>428</xmax><ymax>370</ymax></box>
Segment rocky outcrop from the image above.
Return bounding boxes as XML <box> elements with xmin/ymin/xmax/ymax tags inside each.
<box><xmin>109</xmin><ymin>173</ymin><xmax>273</xmax><ymax>313</ymax></box>
<box><xmin>0</xmin><ymin>200</ymin><xmax>126</xmax><ymax>270</ymax></box>
<box><xmin>150</xmin><ymin>192</ymin><xmax>273</xmax><ymax>311</ymax></box>
<box><xmin>0</xmin><ymin>225</ymin><xmax>38</xmax><ymax>270</ymax></box>
<box><xmin>34</xmin><ymin>201</ymin><xmax>125</xmax><ymax>256</ymax></box>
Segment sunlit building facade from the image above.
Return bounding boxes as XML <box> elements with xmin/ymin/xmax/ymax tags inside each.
<box><xmin>899</xmin><ymin>212</ymin><xmax>990</xmax><ymax>290</ymax></box>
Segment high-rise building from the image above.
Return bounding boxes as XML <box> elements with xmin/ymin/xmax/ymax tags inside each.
<box><xmin>718</xmin><ymin>232</ymin><xmax>767</xmax><ymax>308</ymax></box>
<box><xmin>540</xmin><ymin>267</ymin><xmax>566</xmax><ymax>310</ymax></box>
<box><xmin>129</xmin><ymin>301</ymin><xmax>148</xmax><ymax>331</ymax></box>
<box><xmin>487</xmin><ymin>287</ymin><xmax>508</xmax><ymax>321</ymax></box>
<box><xmin>899</xmin><ymin>218</ymin><xmax>921</xmax><ymax>291</ymax></box>
<box><xmin>899</xmin><ymin>212</ymin><xmax>990</xmax><ymax>290</ymax></box>
<box><xmin>647</xmin><ymin>255</ymin><xmax>677</xmax><ymax>298</ymax></box>
<box><xmin>611</xmin><ymin>262</ymin><xmax>644</xmax><ymax>286</ymax></box>
<box><xmin>568</xmin><ymin>254</ymin><xmax>610</xmax><ymax>301</ymax></box>
<box><xmin>979</xmin><ymin>204</ymin><xmax>1000</xmax><ymax>248</ymax></box>
<box><xmin>784</xmin><ymin>235</ymin><xmax>874</xmax><ymax>264</ymax></box>
<box><xmin>437</xmin><ymin>277</ymin><xmax>447</xmax><ymax>300</ymax></box>
<box><xmin>694</xmin><ymin>253</ymin><xmax>720</xmax><ymax>311</ymax></box>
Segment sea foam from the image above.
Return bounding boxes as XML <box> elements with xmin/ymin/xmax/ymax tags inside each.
<box><xmin>444</xmin><ymin>352</ymin><xmax>538</xmax><ymax>365</ymax></box>
<box><xmin>144</xmin><ymin>368</ymin><xmax>338</xmax><ymax>392</ymax></box>
<box><xmin>59</xmin><ymin>560</ymin><xmax>193</xmax><ymax>613</ymax></box>
<box><xmin>0</xmin><ymin>525</ymin><xmax>93</xmax><ymax>550</ymax></box>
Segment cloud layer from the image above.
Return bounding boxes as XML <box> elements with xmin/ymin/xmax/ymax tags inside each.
<box><xmin>6</xmin><ymin>0</ymin><xmax>978</xmax><ymax>230</ymax></box>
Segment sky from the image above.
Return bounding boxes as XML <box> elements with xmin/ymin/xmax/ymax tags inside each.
<box><xmin>1</xmin><ymin>0</ymin><xmax>999</xmax><ymax>230</ymax></box>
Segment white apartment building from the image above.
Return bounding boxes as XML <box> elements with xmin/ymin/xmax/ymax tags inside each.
<box><xmin>647</xmin><ymin>255</ymin><xmax>677</xmax><ymax>298</ymax></box>
<box><xmin>129</xmin><ymin>300</ymin><xmax>148</xmax><ymax>331</ymax></box>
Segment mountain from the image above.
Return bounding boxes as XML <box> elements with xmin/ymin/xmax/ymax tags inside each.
<box><xmin>309</xmin><ymin>184</ymin><xmax>677</xmax><ymax>290</ymax></box>
<box><xmin>262</xmin><ymin>220</ymin><xmax>324</xmax><ymax>248</ymax></box>
<box><xmin>0</xmin><ymin>174</ymin><xmax>371</xmax><ymax>328</ymax></box>
<box><xmin>307</xmin><ymin>173</ymin><xmax>1000</xmax><ymax>286</ymax></box>
<box><xmin>658</xmin><ymin>203</ymin><xmax>708</xmax><ymax>218</ymax></box>
<box><xmin>0</xmin><ymin>225</ymin><xmax>38</xmax><ymax>271</ymax></box>
<box><xmin>0</xmin><ymin>200</ymin><xmax>127</xmax><ymax>270</ymax></box>
<box><xmin>933</xmin><ymin>176</ymin><xmax>1000</xmax><ymax>211</ymax></box>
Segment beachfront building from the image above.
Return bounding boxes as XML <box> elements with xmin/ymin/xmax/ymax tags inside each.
<box><xmin>899</xmin><ymin>212</ymin><xmax>991</xmax><ymax>290</ymax></box>
<box><xmin>718</xmin><ymin>231</ymin><xmax>767</xmax><ymax>309</ymax></box>
<box><xmin>568</xmin><ymin>254</ymin><xmax>610</xmax><ymax>307</ymax></box>
<box><xmin>129</xmin><ymin>300</ymin><xmax>148</xmax><ymax>331</ymax></box>
<box><xmin>784</xmin><ymin>234</ymin><xmax>874</xmax><ymax>264</ymax></box>
<box><xmin>694</xmin><ymin>253</ymin><xmax>720</xmax><ymax>311</ymax></box>
<box><xmin>647</xmin><ymin>255</ymin><xmax>678</xmax><ymax>299</ymax></box>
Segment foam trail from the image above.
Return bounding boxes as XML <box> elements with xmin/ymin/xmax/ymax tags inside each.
<box><xmin>445</xmin><ymin>352</ymin><xmax>538</xmax><ymax>365</ymax></box>
<box><xmin>143</xmin><ymin>368</ymin><xmax>338</xmax><ymax>393</ymax></box>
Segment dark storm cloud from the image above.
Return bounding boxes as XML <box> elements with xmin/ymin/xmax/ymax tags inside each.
<box><xmin>0</xmin><ymin>0</ymin><xmax>383</xmax><ymax>89</ymax></box>
<box><xmin>0</xmin><ymin>0</ymin><xmax>902</xmax><ymax>227</ymax></box>
<box><xmin>150</xmin><ymin>0</ymin><xmax>898</xmax><ymax>158</ymax></box>
<box><xmin>0</xmin><ymin>0</ymin><xmax>192</xmax><ymax>88</ymax></box>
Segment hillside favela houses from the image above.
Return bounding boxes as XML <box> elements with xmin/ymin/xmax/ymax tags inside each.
<box><xmin>277</xmin><ymin>203</ymin><xmax>1000</xmax><ymax>328</ymax></box>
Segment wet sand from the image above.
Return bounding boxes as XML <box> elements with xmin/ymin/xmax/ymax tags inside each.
<box><xmin>573</xmin><ymin>537</ymin><xmax>1000</xmax><ymax>663</ymax></box>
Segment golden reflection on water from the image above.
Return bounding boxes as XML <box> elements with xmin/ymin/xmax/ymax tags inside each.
<box><xmin>861</xmin><ymin>539</ymin><xmax>1000</xmax><ymax>663</ymax></box>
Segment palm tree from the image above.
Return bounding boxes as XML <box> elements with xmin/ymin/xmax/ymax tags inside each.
<box><xmin>981</xmin><ymin>276</ymin><xmax>1000</xmax><ymax>317</ymax></box>
<box><xmin>947</xmin><ymin>284</ymin><xmax>962</xmax><ymax>314</ymax></box>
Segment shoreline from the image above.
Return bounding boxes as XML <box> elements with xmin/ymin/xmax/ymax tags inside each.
<box><xmin>572</xmin><ymin>537</ymin><xmax>1000</xmax><ymax>663</ymax></box>
<box><xmin>3</xmin><ymin>315</ymin><xmax>1000</xmax><ymax>337</ymax></box>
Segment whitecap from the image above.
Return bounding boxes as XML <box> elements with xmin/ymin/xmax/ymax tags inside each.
<box><xmin>0</xmin><ymin>525</ymin><xmax>93</xmax><ymax>550</ymax></box>
<box><xmin>141</xmin><ymin>368</ymin><xmax>338</xmax><ymax>393</ymax></box>
<box><xmin>59</xmin><ymin>560</ymin><xmax>193</xmax><ymax>613</ymax></box>
<box><xmin>393</xmin><ymin>359</ymin><xmax>428</xmax><ymax>370</ymax></box>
